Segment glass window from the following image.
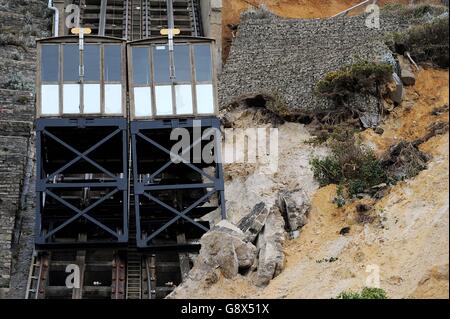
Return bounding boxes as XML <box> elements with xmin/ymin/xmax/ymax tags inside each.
<box><xmin>155</xmin><ymin>85</ymin><xmax>173</xmax><ymax>115</ymax></box>
<box><xmin>63</xmin><ymin>44</ymin><xmax>79</xmax><ymax>82</ymax></box>
<box><xmin>84</xmin><ymin>45</ymin><xmax>100</xmax><ymax>81</ymax></box>
<box><xmin>84</xmin><ymin>84</ymin><xmax>100</xmax><ymax>113</ymax></box>
<box><xmin>196</xmin><ymin>84</ymin><xmax>214</xmax><ymax>114</ymax></box>
<box><xmin>104</xmin><ymin>45</ymin><xmax>121</xmax><ymax>82</ymax></box>
<box><xmin>41</xmin><ymin>84</ymin><xmax>59</xmax><ymax>114</ymax></box>
<box><xmin>174</xmin><ymin>45</ymin><xmax>191</xmax><ymax>82</ymax></box>
<box><xmin>175</xmin><ymin>85</ymin><xmax>193</xmax><ymax>114</ymax></box>
<box><xmin>134</xmin><ymin>87</ymin><xmax>152</xmax><ymax>117</ymax></box>
<box><xmin>41</xmin><ymin>45</ymin><xmax>59</xmax><ymax>82</ymax></box>
<box><xmin>153</xmin><ymin>45</ymin><xmax>170</xmax><ymax>83</ymax></box>
<box><xmin>132</xmin><ymin>47</ymin><xmax>150</xmax><ymax>85</ymax></box>
<box><xmin>105</xmin><ymin>84</ymin><xmax>122</xmax><ymax>114</ymax></box>
<box><xmin>194</xmin><ymin>45</ymin><xmax>212</xmax><ymax>82</ymax></box>
<box><xmin>63</xmin><ymin>84</ymin><xmax>80</xmax><ymax>113</ymax></box>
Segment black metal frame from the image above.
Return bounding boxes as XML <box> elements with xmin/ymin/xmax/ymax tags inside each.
<box><xmin>35</xmin><ymin>118</ymin><xmax>128</xmax><ymax>247</ymax></box>
<box><xmin>131</xmin><ymin>118</ymin><xmax>225</xmax><ymax>249</ymax></box>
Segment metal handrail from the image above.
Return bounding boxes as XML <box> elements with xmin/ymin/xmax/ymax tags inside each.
<box><xmin>330</xmin><ymin>0</ymin><xmax>378</xmax><ymax>18</ymax></box>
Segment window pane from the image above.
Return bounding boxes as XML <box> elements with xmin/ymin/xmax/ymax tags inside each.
<box><xmin>134</xmin><ymin>87</ymin><xmax>152</xmax><ymax>117</ymax></box>
<box><xmin>196</xmin><ymin>84</ymin><xmax>214</xmax><ymax>114</ymax></box>
<box><xmin>155</xmin><ymin>85</ymin><xmax>173</xmax><ymax>115</ymax></box>
<box><xmin>63</xmin><ymin>84</ymin><xmax>80</xmax><ymax>113</ymax></box>
<box><xmin>153</xmin><ymin>45</ymin><xmax>170</xmax><ymax>83</ymax></box>
<box><xmin>132</xmin><ymin>47</ymin><xmax>150</xmax><ymax>85</ymax></box>
<box><xmin>174</xmin><ymin>45</ymin><xmax>191</xmax><ymax>82</ymax></box>
<box><xmin>41</xmin><ymin>84</ymin><xmax>59</xmax><ymax>114</ymax></box>
<box><xmin>194</xmin><ymin>45</ymin><xmax>212</xmax><ymax>82</ymax></box>
<box><xmin>84</xmin><ymin>45</ymin><xmax>100</xmax><ymax>81</ymax></box>
<box><xmin>105</xmin><ymin>84</ymin><xmax>122</xmax><ymax>114</ymax></box>
<box><xmin>63</xmin><ymin>44</ymin><xmax>79</xmax><ymax>82</ymax></box>
<box><xmin>175</xmin><ymin>85</ymin><xmax>192</xmax><ymax>114</ymax></box>
<box><xmin>104</xmin><ymin>45</ymin><xmax>121</xmax><ymax>82</ymax></box>
<box><xmin>84</xmin><ymin>84</ymin><xmax>100</xmax><ymax>113</ymax></box>
<box><xmin>41</xmin><ymin>45</ymin><xmax>59</xmax><ymax>82</ymax></box>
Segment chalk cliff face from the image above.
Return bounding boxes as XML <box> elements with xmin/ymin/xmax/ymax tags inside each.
<box><xmin>0</xmin><ymin>0</ymin><xmax>50</xmax><ymax>298</ymax></box>
<box><xmin>171</xmin><ymin>2</ymin><xmax>449</xmax><ymax>300</ymax></box>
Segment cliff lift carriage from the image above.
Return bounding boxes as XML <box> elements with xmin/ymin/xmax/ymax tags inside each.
<box><xmin>35</xmin><ymin>35</ymin><xmax>128</xmax><ymax>247</ymax></box>
<box><xmin>128</xmin><ymin>36</ymin><xmax>225</xmax><ymax>250</ymax></box>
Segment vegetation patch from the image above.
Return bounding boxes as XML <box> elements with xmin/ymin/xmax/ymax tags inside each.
<box><xmin>336</xmin><ymin>287</ymin><xmax>388</xmax><ymax>299</ymax></box>
<box><xmin>382</xmin><ymin>3</ymin><xmax>448</xmax><ymax>20</ymax></box>
<box><xmin>310</xmin><ymin>136</ymin><xmax>389</xmax><ymax>198</ymax></box>
<box><xmin>315</xmin><ymin>61</ymin><xmax>393</xmax><ymax>102</ymax></box>
<box><xmin>381</xmin><ymin>141</ymin><xmax>430</xmax><ymax>182</ymax></box>
<box><xmin>314</xmin><ymin>61</ymin><xmax>393</xmax><ymax>125</ymax></box>
<box><xmin>390</xmin><ymin>17</ymin><xmax>449</xmax><ymax>68</ymax></box>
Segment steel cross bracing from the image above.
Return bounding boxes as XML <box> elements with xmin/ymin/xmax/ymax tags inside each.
<box><xmin>131</xmin><ymin>118</ymin><xmax>226</xmax><ymax>249</ymax></box>
<box><xmin>35</xmin><ymin>118</ymin><xmax>128</xmax><ymax>247</ymax></box>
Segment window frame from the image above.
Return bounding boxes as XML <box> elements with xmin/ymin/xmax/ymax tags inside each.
<box><xmin>36</xmin><ymin>37</ymin><xmax>126</xmax><ymax>118</ymax></box>
<box><xmin>128</xmin><ymin>38</ymin><xmax>218</xmax><ymax>120</ymax></box>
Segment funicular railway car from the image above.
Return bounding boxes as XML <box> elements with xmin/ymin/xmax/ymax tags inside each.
<box><xmin>128</xmin><ymin>36</ymin><xmax>225</xmax><ymax>250</ymax></box>
<box><xmin>32</xmin><ymin>35</ymin><xmax>129</xmax><ymax>299</ymax></box>
<box><xmin>35</xmin><ymin>35</ymin><xmax>128</xmax><ymax>247</ymax></box>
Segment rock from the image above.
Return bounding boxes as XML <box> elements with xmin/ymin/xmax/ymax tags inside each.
<box><xmin>180</xmin><ymin>223</ymin><xmax>258</xmax><ymax>283</ymax></box>
<box><xmin>197</xmin><ymin>231</ymin><xmax>240</xmax><ymax>279</ymax></box>
<box><xmin>254</xmin><ymin>207</ymin><xmax>286</xmax><ymax>287</ymax></box>
<box><xmin>339</xmin><ymin>227</ymin><xmax>351</xmax><ymax>235</ymax></box>
<box><xmin>356</xmin><ymin>203</ymin><xmax>372</xmax><ymax>213</ymax></box>
<box><xmin>277</xmin><ymin>189</ymin><xmax>311</xmax><ymax>232</ymax></box>
<box><xmin>237</xmin><ymin>202</ymin><xmax>270</xmax><ymax>242</ymax></box>
<box><xmin>374</xmin><ymin>127</ymin><xmax>385</xmax><ymax>135</ymax></box>
<box><xmin>390</xmin><ymin>72</ymin><xmax>404</xmax><ymax>104</ymax></box>
<box><xmin>214</xmin><ymin>220</ymin><xmax>245</xmax><ymax>236</ymax></box>
<box><xmin>398</xmin><ymin>55</ymin><xmax>416</xmax><ymax>86</ymax></box>
<box><xmin>381</xmin><ymin>141</ymin><xmax>430</xmax><ymax>181</ymax></box>
<box><xmin>350</xmin><ymin>94</ymin><xmax>381</xmax><ymax>129</ymax></box>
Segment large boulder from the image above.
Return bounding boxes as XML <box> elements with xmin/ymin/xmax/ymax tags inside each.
<box><xmin>254</xmin><ymin>207</ymin><xmax>286</xmax><ymax>287</ymax></box>
<box><xmin>277</xmin><ymin>189</ymin><xmax>311</xmax><ymax>232</ymax></box>
<box><xmin>188</xmin><ymin>224</ymin><xmax>257</xmax><ymax>280</ymax></box>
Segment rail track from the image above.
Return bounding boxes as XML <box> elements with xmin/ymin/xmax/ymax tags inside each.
<box><xmin>77</xmin><ymin>0</ymin><xmax>202</xmax><ymax>39</ymax></box>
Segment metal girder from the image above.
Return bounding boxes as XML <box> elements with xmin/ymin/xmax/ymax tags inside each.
<box><xmin>131</xmin><ymin>118</ymin><xmax>226</xmax><ymax>249</ymax></box>
<box><xmin>35</xmin><ymin>118</ymin><xmax>128</xmax><ymax>247</ymax></box>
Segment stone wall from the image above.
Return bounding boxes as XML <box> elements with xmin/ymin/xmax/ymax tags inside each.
<box><xmin>0</xmin><ymin>0</ymin><xmax>49</xmax><ymax>298</ymax></box>
<box><xmin>218</xmin><ymin>6</ymin><xmax>445</xmax><ymax>117</ymax></box>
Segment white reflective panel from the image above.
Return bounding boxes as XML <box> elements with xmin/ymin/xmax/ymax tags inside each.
<box><xmin>83</xmin><ymin>84</ymin><xmax>100</xmax><ymax>113</ymax></box>
<box><xmin>155</xmin><ymin>85</ymin><xmax>173</xmax><ymax>116</ymax></box>
<box><xmin>175</xmin><ymin>85</ymin><xmax>193</xmax><ymax>115</ymax></box>
<box><xmin>63</xmin><ymin>84</ymin><xmax>80</xmax><ymax>114</ymax></box>
<box><xmin>41</xmin><ymin>84</ymin><xmax>59</xmax><ymax>115</ymax></box>
<box><xmin>105</xmin><ymin>84</ymin><xmax>122</xmax><ymax>114</ymax></box>
<box><xmin>134</xmin><ymin>87</ymin><xmax>152</xmax><ymax>117</ymax></box>
<box><xmin>196</xmin><ymin>84</ymin><xmax>215</xmax><ymax>114</ymax></box>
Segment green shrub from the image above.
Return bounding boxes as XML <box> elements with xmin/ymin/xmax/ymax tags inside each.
<box><xmin>310</xmin><ymin>137</ymin><xmax>388</xmax><ymax>197</ymax></box>
<box><xmin>336</xmin><ymin>287</ymin><xmax>388</xmax><ymax>299</ymax></box>
<box><xmin>315</xmin><ymin>61</ymin><xmax>393</xmax><ymax>103</ymax></box>
<box><xmin>382</xmin><ymin>3</ymin><xmax>448</xmax><ymax>19</ymax></box>
<box><xmin>391</xmin><ymin>17</ymin><xmax>449</xmax><ymax>68</ymax></box>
